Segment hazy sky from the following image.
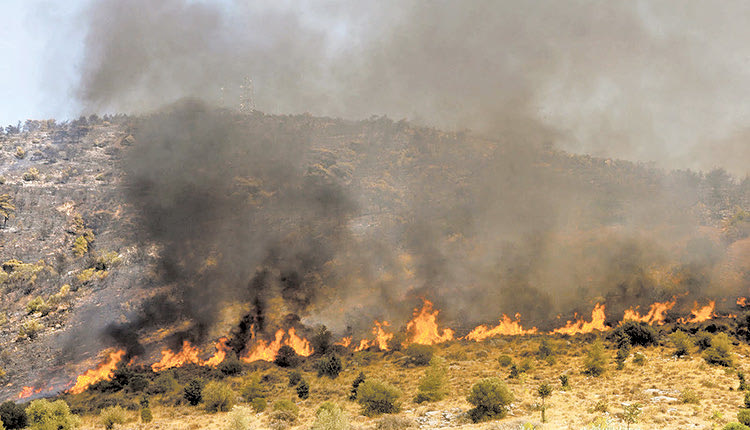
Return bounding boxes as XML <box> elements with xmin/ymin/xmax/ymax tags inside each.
<box><xmin>2</xmin><ymin>0</ymin><xmax>750</xmax><ymax>174</ymax></box>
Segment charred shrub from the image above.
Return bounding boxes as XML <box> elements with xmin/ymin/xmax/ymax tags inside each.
<box><xmin>274</xmin><ymin>345</ymin><xmax>301</xmax><ymax>368</ymax></box>
<box><xmin>403</xmin><ymin>344</ymin><xmax>433</xmax><ymax>367</ymax></box>
<box><xmin>183</xmin><ymin>379</ymin><xmax>204</xmax><ymax>406</ymax></box>
<box><xmin>316</xmin><ymin>354</ymin><xmax>342</xmax><ymax>379</ymax></box>
<box><xmin>608</xmin><ymin>321</ymin><xmax>659</xmax><ymax>348</ymax></box>
<box><xmin>466</xmin><ymin>377</ymin><xmax>514</xmax><ymax>423</ymax></box>
<box><xmin>0</xmin><ymin>400</ymin><xmax>28</xmax><ymax>429</ymax></box>
<box><xmin>357</xmin><ymin>379</ymin><xmax>402</xmax><ymax>416</ymax></box>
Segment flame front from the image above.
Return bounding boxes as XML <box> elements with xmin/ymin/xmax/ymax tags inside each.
<box><xmin>151</xmin><ymin>341</ymin><xmax>202</xmax><ymax>372</ymax></box>
<box><xmin>552</xmin><ymin>303</ymin><xmax>609</xmax><ymax>335</ymax></box>
<box><xmin>335</xmin><ymin>336</ymin><xmax>352</xmax><ymax>348</ymax></box>
<box><xmin>17</xmin><ymin>386</ymin><xmax>37</xmax><ymax>399</ymax></box>
<box><xmin>355</xmin><ymin>320</ymin><xmax>394</xmax><ymax>351</ymax></box>
<box><xmin>679</xmin><ymin>300</ymin><xmax>716</xmax><ymax>323</ymax></box>
<box><xmin>241</xmin><ymin>327</ymin><xmax>312</xmax><ymax>362</ymax></box>
<box><xmin>622</xmin><ymin>300</ymin><xmax>675</xmax><ymax>325</ymax></box>
<box><xmin>68</xmin><ymin>349</ymin><xmax>126</xmax><ymax>394</ymax></box>
<box><xmin>204</xmin><ymin>337</ymin><xmax>231</xmax><ymax>367</ymax></box>
<box><xmin>405</xmin><ymin>299</ymin><xmax>455</xmax><ymax>345</ymax></box>
<box><xmin>465</xmin><ymin>313</ymin><xmax>538</xmax><ymax>341</ymax></box>
<box><xmin>738</xmin><ymin>297</ymin><xmax>748</xmax><ymax>307</ymax></box>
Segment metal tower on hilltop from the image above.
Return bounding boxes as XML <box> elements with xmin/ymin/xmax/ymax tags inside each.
<box><xmin>239</xmin><ymin>76</ymin><xmax>255</xmax><ymax>113</ymax></box>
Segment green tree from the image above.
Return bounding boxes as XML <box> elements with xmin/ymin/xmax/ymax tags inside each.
<box><xmin>537</xmin><ymin>382</ymin><xmax>553</xmax><ymax>423</ymax></box>
<box><xmin>0</xmin><ymin>195</ymin><xmax>15</xmax><ymax>229</ymax></box>
<box><xmin>584</xmin><ymin>339</ymin><xmax>608</xmax><ymax>377</ymax></box>
<box><xmin>466</xmin><ymin>377</ymin><xmax>514</xmax><ymax>423</ymax></box>
<box><xmin>25</xmin><ymin>399</ymin><xmax>80</xmax><ymax>430</ymax></box>
<box><xmin>622</xmin><ymin>403</ymin><xmax>641</xmax><ymax>430</ymax></box>
<box><xmin>183</xmin><ymin>379</ymin><xmax>204</xmax><ymax>406</ymax></box>
<box><xmin>414</xmin><ymin>356</ymin><xmax>449</xmax><ymax>403</ymax></box>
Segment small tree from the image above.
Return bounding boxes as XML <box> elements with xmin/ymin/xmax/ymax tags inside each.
<box><xmin>297</xmin><ymin>379</ymin><xmax>310</xmax><ymax>400</ymax></box>
<box><xmin>583</xmin><ymin>339</ymin><xmax>608</xmax><ymax>377</ymax></box>
<box><xmin>0</xmin><ymin>400</ymin><xmax>28</xmax><ymax>430</ymax></box>
<box><xmin>622</xmin><ymin>403</ymin><xmax>642</xmax><ymax>430</ymax></box>
<box><xmin>414</xmin><ymin>356</ymin><xmax>449</xmax><ymax>403</ymax></box>
<box><xmin>704</xmin><ymin>333</ymin><xmax>735</xmax><ymax>367</ymax></box>
<box><xmin>183</xmin><ymin>379</ymin><xmax>204</xmax><ymax>406</ymax></box>
<box><xmin>466</xmin><ymin>377</ymin><xmax>514</xmax><ymax>423</ymax></box>
<box><xmin>537</xmin><ymin>382</ymin><xmax>553</xmax><ymax>423</ymax></box>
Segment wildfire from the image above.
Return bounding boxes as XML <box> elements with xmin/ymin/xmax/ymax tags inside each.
<box><xmin>738</xmin><ymin>297</ymin><xmax>748</xmax><ymax>307</ymax></box>
<box><xmin>204</xmin><ymin>337</ymin><xmax>231</xmax><ymax>367</ymax></box>
<box><xmin>355</xmin><ymin>321</ymin><xmax>394</xmax><ymax>351</ymax></box>
<box><xmin>68</xmin><ymin>349</ymin><xmax>126</xmax><ymax>395</ymax></box>
<box><xmin>465</xmin><ymin>314</ymin><xmax>538</xmax><ymax>341</ymax></box>
<box><xmin>552</xmin><ymin>303</ymin><xmax>609</xmax><ymax>335</ymax></box>
<box><xmin>17</xmin><ymin>386</ymin><xmax>40</xmax><ymax>399</ymax></box>
<box><xmin>622</xmin><ymin>300</ymin><xmax>675</xmax><ymax>325</ymax></box>
<box><xmin>679</xmin><ymin>301</ymin><xmax>716</xmax><ymax>323</ymax></box>
<box><xmin>152</xmin><ymin>337</ymin><xmax>231</xmax><ymax>372</ymax></box>
<box><xmin>405</xmin><ymin>299</ymin><xmax>455</xmax><ymax>345</ymax></box>
<box><xmin>241</xmin><ymin>327</ymin><xmax>312</xmax><ymax>363</ymax></box>
<box><xmin>335</xmin><ymin>336</ymin><xmax>352</xmax><ymax>348</ymax></box>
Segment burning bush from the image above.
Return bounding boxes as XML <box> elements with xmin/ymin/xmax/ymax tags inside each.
<box><xmin>202</xmin><ymin>380</ymin><xmax>236</xmax><ymax>412</ymax></box>
<box><xmin>98</xmin><ymin>405</ymin><xmax>126</xmax><ymax>430</ymax></box>
<box><xmin>25</xmin><ymin>399</ymin><xmax>80</xmax><ymax>430</ymax></box>
<box><xmin>356</xmin><ymin>379</ymin><xmax>402</xmax><ymax>416</ymax></box>
<box><xmin>466</xmin><ymin>377</ymin><xmax>514</xmax><ymax>423</ymax></box>
<box><xmin>703</xmin><ymin>333</ymin><xmax>735</xmax><ymax>367</ymax></box>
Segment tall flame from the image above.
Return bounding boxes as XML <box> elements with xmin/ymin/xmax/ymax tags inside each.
<box><xmin>241</xmin><ymin>327</ymin><xmax>312</xmax><ymax>362</ymax></box>
<box><xmin>405</xmin><ymin>299</ymin><xmax>455</xmax><ymax>345</ymax></box>
<box><xmin>335</xmin><ymin>336</ymin><xmax>352</xmax><ymax>348</ymax></box>
<box><xmin>679</xmin><ymin>301</ymin><xmax>715</xmax><ymax>323</ymax></box>
<box><xmin>552</xmin><ymin>303</ymin><xmax>609</xmax><ymax>335</ymax></box>
<box><xmin>465</xmin><ymin>314</ymin><xmax>538</xmax><ymax>341</ymax></box>
<box><xmin>355</xmin><ymin>320</ymin><xmax>394</xmax><ymax>351</ymax></box>
<box><xmin>738</xmin><ymin>297</ymin><xmax>748</xmax><ymax>307</ymax></box>
<box><xmin>204</xmin><ymin>337</ymin><xmax>231</xmax><ymax>367</ymax></box>
<box><xmin>622</xmin><ymin>300</ymin><xmax>675</xmax><ymax>325</ymax></box>
<box><xmin>68</xmin><ymin>350</ymin><xmax>126</xmax><ymax>394</ymax></box>
<box><xmin>151</xmin><ymin>341</ymin><xmax>203</xmax><ymax>372</ymax></box>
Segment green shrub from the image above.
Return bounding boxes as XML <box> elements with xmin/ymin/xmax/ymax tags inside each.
<box><xmin>149</xmin><ymin>372</ymin><xmax>178</xmax><ymax>394</ymax></box>
<box><xmin>140</xmin><ymin>407</ymin><xmax>152</xmax><ymax>423</ymax></box>
<box><xmin>26</xmin><ymin>297</ymin><xmax>52</xmax><ymax>316</ymax></box>
<box><xmin>559</xmin><ymin>374</ymin><xmax>570</xmax><ymax>390</ymax></box>
<box><xmin>740</xmin><ymin>370</ymin><xmax>749</xmax><ymax>391</ymax></box>
<box><xmin>311</xmin><ymin>402</ymin><xmax>348</xmax><ymax>430</ymax></box>
<box><xmin>744</xmin><ymin>391</ymin><xmax>750</xmax><ymax>408</ymax></box>
<box><xmin>615</xmin><ymin>345</ymin><xmax>630</xmax><ymax>370</ymax></box>
<box><xmin>183</xmin><ymin>379</ymin><xmax>204</xmax><ymax>406</ymax></box>
<box><xmin>740</xmin><ymin>409</ymin><xmax>750</xmax><ymax>427</ymax></box>
<box><xmin>680</xmin><ymin>388</ymin><xmax>700</xmax><ymax>404</ymax></box>
<box><xmin>17</xmin><ymin>319</ymin><xmax>44</xmax><ymax>341</ymax></box>
<box><xmin>25</xmin><ymin>399</ymin><xmax>80</xmax><ymax>430</ymax></box>
<box><xmin>218</xmin><ymin>355</ymin><xmax>244</xmax><ymax>376</ymax></box>
<box><xmin>583</xmin><ymin>339</ymin><xmax>608</xmax><ymax>377</ymax></box>
<box><xmin>203</xmin><ymin>380</ymin><xmax>235</xmax><ymax>412</ymax></box>
<box><xmin>0</xmin><ymin>400</ymin><xmax>28</xmax><ymax>429</ymax></box>
<box><xmin>414</xmin><ymin>357</ymin><xmax>448</xmax><ymax>403</ymax></box>
<box><xmin>357</xmin><ymin>379</ymin><xmax>402</xmax><ymax>416</ymax></box>
<box><xmin>226</xmin><ymin>405</ymin><xmax>253</xmax><ymax>430</ymax></box>
<box><xmin>497</xmin><ymin>355</ymin><xmax>513</xmax><ymax>367</ymax></box>
<box><xmin>349</xmin><ymin>372</ymin><xmax>366</xmax><ymax>400</ymax></box>
<box><xmin>466</xmin><ymin>377</ymin><xmax>514</xmax><ymax>423</ymax></box>
<box><xmin>296</xmin><ymin>379</ymin><xmax>309</xmax><ymax>400</ymax></box>
<box><xmin>241</xmin><ymin>376</ymin><xmax>266</xmax><ymax>401</ymax></box>
<box><xmin>622</xmin><ymin>403</ymin><xmax>642</xmax><ymax>429</ymax></box>
<box><xmin>99</xmin><ymin>405</ymin><xmax>126</xmax><ymax>430</ymax></box>
<box><xmin>725</xmin><ymin>423</ymin><xmax>750</xmax><ymax>430</ymax></box>
<box><xmin>271</xmin><ymin>399</ymin><xmax>299</xmax><ymax>422</ymax></box>
<box><xmin>287</xmin><ymin>370</ymin><xmax>302</xmax><ymax>387</ymax></box>
<box><xmin>22</xmin><ymin>168</ymin><xmax>39</xmax><ymax>182</ymax></box>
<box><xmin>403</xmin><ymin>344</ymin><xmax>433</xmax><ymax>366</ymax></box>
<box><xmin>274</xmin><ymin>345</ymin><xmax>301</xmax><ymax>368</ymax></box>
<box><xmin>670</xmin><ymin>331</ymin><xmax>693</xmax><ymax>357</ymax></box>
<box><xmin>632</xmin><ymin>352</ymin><xmax>646</xmax><ymax>366</ymax></box>
<box><xmin>316</xmin><ymin>354</ymin><xmax>342</xmax><ymax>379</ymax></box>
<box><xmin>609</xmin><ymin>321</ymin><xmax>658</xmax><ymax>348</ymax></box>
<box><xmin>704</xmin><ymin>333</ymin><xmax>735</xmax><ymax>367</ymax></box>
<box><xmin>251</xmin><ymin>397</ymin><xmax>267</xmax><ymax>413</ymax></box>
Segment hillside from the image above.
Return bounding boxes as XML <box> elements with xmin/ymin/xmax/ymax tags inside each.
<box><xmin>1</xmin><ymin>105</ymin><xmax>750</xmax><ymax>429</ymax></box>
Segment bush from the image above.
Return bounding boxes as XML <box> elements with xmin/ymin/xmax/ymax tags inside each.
<box><xmin>466</xmin><ymin>377</ymin><xmax>514</xmax><ymax>423</ymax></box>
<box><xmin>745</xmin><ymin>391</ymin><xmax>750</xmax><ymax>408</ymax></box>
<box><xmin>26</xmin><ymin>297</ymin><xmax>52</xmax><ymax>316</ymax></box>
<box><xmin>311</xmin><ymin>326</ymin><xmax>333</xmax><ymax>356</ymax></box>
<box><xmin>203</xmin><ymin>380</ymin><xmax>236</xmax><ymax>412</ymax></box>
<box><xmin>609</xmin><ymin>321</ymin><xmax>659</xmax><ymax>348</ymax></box>
<box><xmin>740</xmin><ymin>371</ymin><xmax>749</xmax><ymax>391</ymax></box>
<box><xmin>403</xmin><ymin>344</ymin><xmax>433</xmax><ymax>366</ymax></box>
<box><xmin>311</xmin><ymin>402</ymin><xmax>349</xmax><ymax>430</ymax></box>
<box><xmin>349</xmin><ymin>372</ymin><xmax>366</xmax><ymax>400</ymax></box>
<box><xmin>670</xmin><ymin>331</ymin><xmax>693</xmax><ymax>357</ymax></box>
<box><xmin>149</xmin><ymin>372</ymin><xmax>178</xmax><ymax>394</ymax></box>
<box><xmin>296</xmin><ymin>379</ymin><xmax>309</xmax><ymax>400</ymax></box>
<box><xmin>537</xmin><ymin>340</ymin><xmax>554</xmax><ymax>358</ymax></box>
<box><xmin>17</xmin><ymin>319</ymin><xmax>44</xmax><ymax>340</ymax></box>
<box><xmin>219</xmin><ymin>355</ymin><xmax>244</xmax><ymax>376</ymax></box>
<box><xmin>583</xmin><ymin>339</ymin><xmax>608</xmax><ymax>377</ymax></box>
<box><xmin>374</xmin><ymin>415</ymin><xmax>416</xmax><ymax>429</ymax></box>
<box><xmin>497</xmin><ymin>355</ymin><xmax>513</xmax><ymax>367</ymax></box>
<box><xmin>316</xmin><ymin>354</ymin><xmax>343</xmax><ymax>379</ymax></box>
<box><xmin>251</xmin><ymin>397</ymin><xmax>267</xmax><ymax>413</ymax></box>
<box><xmin>183</xmin><ymin>379</ymin><xmax>204</xmax><ymax>406</ymax></box>
<box><xmin>25</xmin><ymin>399</ymin><xmax>80</xmax><ymax>430</ymax></box>
<box><xmin>559</xmin><ymin>374</ymin><xmax>570</xmax><ymax>390</ymax></box>
<box><xmin>99</xmin><ymin>405</ymin><xmax>126</xmax><ymax>430</ymax></box>
<box><xmin>414</xmin><ymin>357</ymin><xmax>448</xmax><ymax>403</ymax></box>
<box><xmin>632</xmin><ymin>352</ymin><xmax>646</xmax><ymax>366</ymax></box>
<box><xmin>681</xmin><ymin>388</ymin><xmax>700</xmax><ymax>404</ymax></box>
<box><xmin>287</xmin><ymin>370</ymin><xmax>302</xmax><ymax>387</ymax></box>
<box><xmin>140</xmin><ymin>407</ymin><xmax>152</xmax><ymax>423</ymax></box>
<box><xmin>357</xmin><ymin>379</ymin><xmax>402</xmax><ymax>416</ymax></box>
<box><xmin>227</xmin><ymin>405</ymin><xmax>253</xmax><ymax>430</ymax></box>
<box><xmin>704</xmin><ymin>333</ymin><xmax>735</xmax><ymax>367</ymax></box>
<box><xmin>0</xmin><ymin>401</ymin><xmax>28</xmax><ymax>430</ymax></box>
<box><xmin>274</xmin><ymin>346</ymin><xmax>301</xmax><ymax>368</ymax></box>
<box><xmin>740</xmin><ymin>409</ymin><xmax>750</xmax><ymax>427</ymax></box>
<box><xmin>241</xmin><ymin>376</ymin><xmax>266</xmax><ymax>401</ymax></box>
<box><xmin>271</xmin><ymin>399</ymin><xmax>299</xmax><ymax>422</ymax></box>
<box><xmin>22</xmin><ymin>168</ymin><xmax>39</xmax><ymax>182</ymax></box>
<box><xmin>724</xmin><ymin>423</ymin><xmax>750</xmax><ymax>430</ymax></box>
<box><xmin>695</xmin><ymin>331</ymin><xmax>713</xmax><ymax>351</ymax></box>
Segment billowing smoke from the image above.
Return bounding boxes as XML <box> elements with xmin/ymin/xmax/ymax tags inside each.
<box><xmin>69</xmin><ymin>0</ymin><xmax>750</xmax><ymax>354</ymax></box>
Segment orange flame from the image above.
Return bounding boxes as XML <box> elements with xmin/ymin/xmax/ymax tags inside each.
<box><xmin>335</xmin><ymin>336</ymin><xmax>352</xmax><ymax>348</ymax></box>
<box><xmin>354</xmin><ymin>321</ymin><xmax>393</xmax><ymax>351</ymax></box>
<box><xmin>622</xmin><ymin>300</ymin><xmax>675</xmax><ymax>325</ymax></box>
<box><xmin>151</xmin><ymin>341</ymin><xmax>202</xmax><ymax>372</ymax></box>
<box><xmin>552</xmin><ymin>303</ymin><xmax>609</xmax><ymax>335</ymax></box>
<box><xmin>204</xmin><ymin>337</ymin><xmax>231</xmax><ymax>367</ymax></box>
<box><xmin>679</xmin><ymin>301</ymin><xmax>715</xmax><ymax>323</ymax></box>
<box><xmin>18</xmin><ymin>386</ymin><xmax>36</xmax><ymax>399</ymax></box>
<box><xmin>738</xmin><ymin>297</ymin><xmax>748</xmax><ymax>307</ymax></box>
<box><xmin>405</xmin><ymin>299</ymin><xmax>455</xmax><ymax>345</ymax></box>
<box><xmin>241</xmin><ymin>327</ymin><xmax>312</xmax><ymax>362</ymax></box>
<box><xmin>69</xmin><ymin>350</ymin><xmax>126</xmax><ymax>394</ymax></box>
<box><xmin>465</xmin><ymin>313</ymin><xmax>538</xmax><ymax>341</ymax></box>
